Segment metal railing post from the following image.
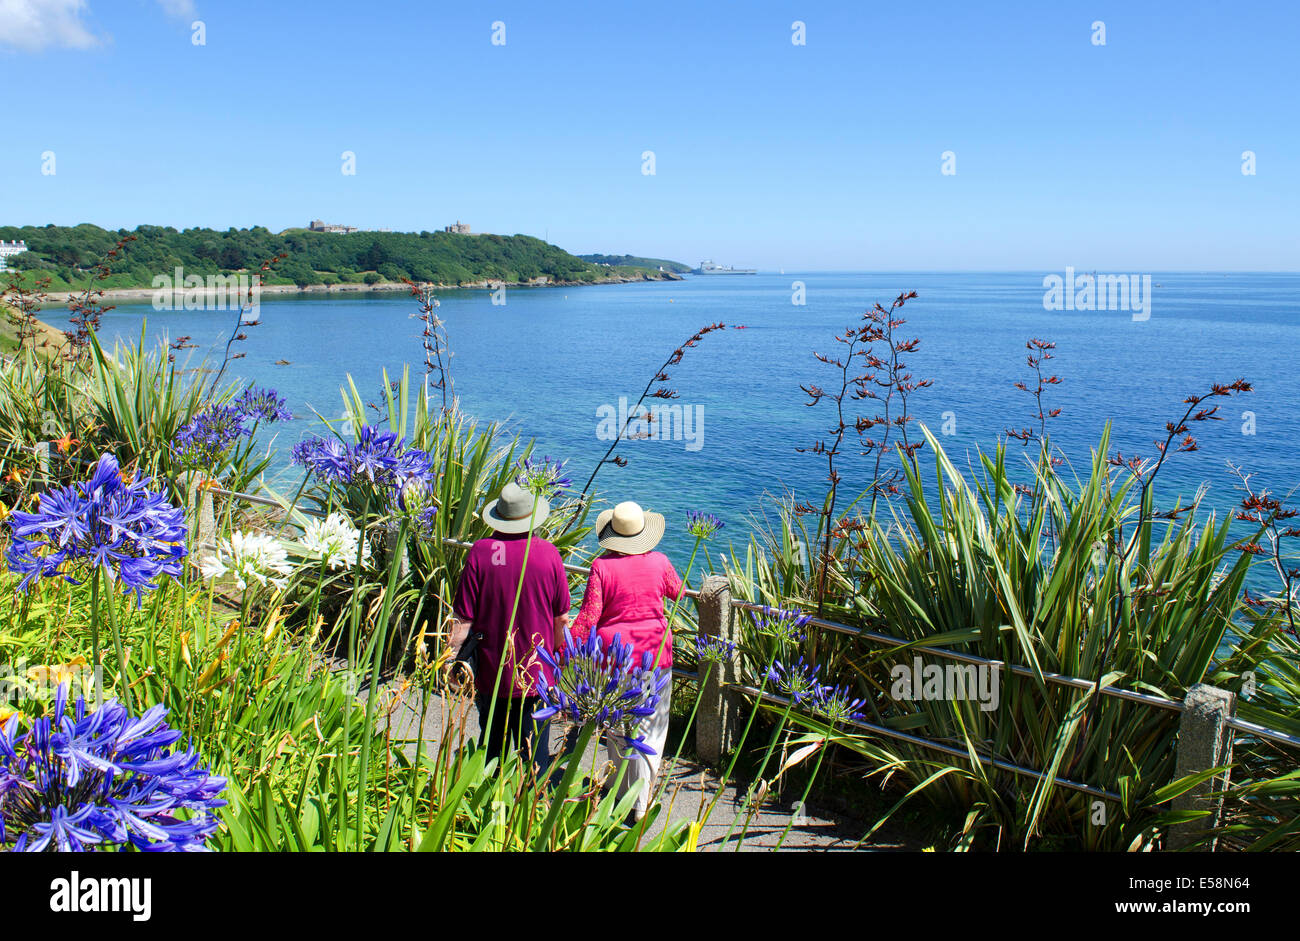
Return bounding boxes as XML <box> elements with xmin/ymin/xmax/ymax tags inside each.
<box><xmin>1169</xmin><ymin>683</ymin><xmax>1237</xmax><ymax>852</ymax></box>
<box><xmin>696</xmin><ymin>574</ymin><xmax>739</xmax><ymax>765</ymax></box>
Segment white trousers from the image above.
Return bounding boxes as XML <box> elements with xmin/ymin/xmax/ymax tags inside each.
<box><xmin>604</xmin><ymin>683</ymin><xmax>671</xmax><ymax>817</ymax></box>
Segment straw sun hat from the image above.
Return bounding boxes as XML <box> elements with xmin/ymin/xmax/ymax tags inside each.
<box><xmin>595</xmin><ymin>501</ymin><xmax>665</xmax><ymax>555</ymax></box>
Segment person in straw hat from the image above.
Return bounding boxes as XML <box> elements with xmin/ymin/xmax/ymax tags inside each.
<box><xmin>448</xmin><ymin>481</ymin><xmax>571</xmax><ymax>767</ymax></box>
<box><xmin>571</xmin><ymin>500</ymin><xmax>684</xmax><ymax>820</ymax></box>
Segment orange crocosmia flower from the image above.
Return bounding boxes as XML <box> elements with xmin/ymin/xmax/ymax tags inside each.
<box><xmin>3</xmin><ymin>468</ymin><xmax>25</xmax><ymax>484</ymax></box>
<box><xmin>53</xmin><ymin>432</ymin><xmax>78</xmax><ymax>454</ymax></box>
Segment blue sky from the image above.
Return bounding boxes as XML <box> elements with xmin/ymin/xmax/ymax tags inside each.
<box><xmin>2</xmin><ymin>0</ymin><xmax>1296</xmax><ymax>270</ymax></box>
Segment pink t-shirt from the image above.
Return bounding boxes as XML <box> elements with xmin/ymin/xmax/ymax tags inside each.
<box><xmin>571</xmin><ymin>550</ymin><xmax>684</xmax><ymax>670</ymax></box>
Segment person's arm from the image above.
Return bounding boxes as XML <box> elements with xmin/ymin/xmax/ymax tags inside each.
<box><xmin>570</xmin><ymin>561</ymin><xmax>604</xmax><ymax>642</ymax></box>
<box><xmin>552</xmin><ymin>612</ymin><xmax>570</xmax><ymax>647</ymax></box>
<box><xmin>444</xmin><ymin>550</ymin><xmax>479</xmax><ymax>656</ymax></box>
<box><xmin>663</xmin><ymin>556</ymin><xmax>684</xmax><ymax>602</ymax></box>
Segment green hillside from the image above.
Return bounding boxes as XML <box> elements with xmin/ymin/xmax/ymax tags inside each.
<box><xmin>0</xmin><ymin>223</ymin><xmax>657</xmax><ymax>291</ymax></box>
<box><xmin>578</xmin><ymin>253</ymin><xmax>691</xmax><ymax>273</ymax></box>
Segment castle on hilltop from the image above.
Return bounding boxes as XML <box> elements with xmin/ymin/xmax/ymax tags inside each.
<box><xmin>308</xmin><ymin>219</ymin><xmax>359</xmax><ymax>234</ymax></box>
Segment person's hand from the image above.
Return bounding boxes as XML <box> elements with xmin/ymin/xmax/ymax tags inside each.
<box><xmin>447</xmin><ymin>617</ymin><xmax>471</xmax><ymax>656</ymax></box>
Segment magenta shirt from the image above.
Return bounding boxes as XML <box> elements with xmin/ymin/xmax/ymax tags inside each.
<box><xmin>571</xmin><ymin>550</ymin><xmax>684</xmax><ymax>670</ymax></box>
<box><xmin>453</xmin><ymin>534</ymin><xmax>570</xmax><ymax>699</ymax></box>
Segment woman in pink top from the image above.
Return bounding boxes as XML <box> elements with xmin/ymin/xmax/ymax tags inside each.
<box><xmin>571</xmin><ymin>501</ymin><xmax>683</xmax><ymax>819</ymax></box>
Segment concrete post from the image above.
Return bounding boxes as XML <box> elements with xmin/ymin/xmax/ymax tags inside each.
<box><xmin>188</xmin><ymin>479</ymin><xmax>217</xmax><ymax>549</ymax></box>
<box><xmin>383</xmin><ymin>528</ymin><xmax>410</xmax><ymax>580</ymax></box>
<box><xmin>1169</xmin><ymin>683</ymin><xmax>1236</xmax><ymax>852</ymax></box>
<box><xmin>383</xmin><ymin>528</ymin><xmax>411</xmax><ymax>637</ymax></box>
<box><xmin>32</xmin><ymin>441</ymin><xmax>50</xmax><ymax>480</ymax></box>
<box><xmin>696</xmin><ymin>574</ymin><xmax>740</xmax><ymax>766</ymax></box>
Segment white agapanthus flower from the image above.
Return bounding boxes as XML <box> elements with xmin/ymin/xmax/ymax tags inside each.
<box><xmin>200</xmin><ymin>531</ymin><xmax>294</xmax><ymax>590</ymax></box>
<box><xmin>299</xmin><ymin>512</ymin><xmax>369</xmax><ymax>570</ymax></box>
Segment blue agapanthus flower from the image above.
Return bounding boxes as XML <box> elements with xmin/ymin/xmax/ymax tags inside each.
<box><xmin>813</xmin><ymin>682</ymin><xmax>866</xmax><ymax>725</ymax></box>
<box><xmin>233</xmin><ymin>386</ymin><xmax>293</xmax><ymax>424</ymax></box>
<box><xmin>291</xmin><ymin>435</ymin><xmax>354</xmax><ymax>485</ymax></box>
<box><xmin>767</xmin><ymin>657</ymin><xmax>824</xmax><ymax>705</ymax></box>
<box><xmin>172</xmin><ymin>404</ymin><xmax>247</xmax><ymax>471</ymax></box>
<box><xmin>350</xmin><ymin>425</ymin><xmax>405</xmax><ymax>485</ymax></box>
<box><xmin>533</xmin><ymin>629</ymin><xmax>668</xmax><ymax>757</ymax></box>
<box><xmin>516</xmin><ymin>455</ymin><xmax>571</xmax><ymax>500</ymax></box>
<box><xmin>5</xmin><ymin>454</ymin><xmax>187</xmax><ymax>602</ymax></box>
<box><xmin>293</xmin><ymin>426</ymin><xmax>438</xmax><ymax>534</ymax></box>
<box><xmin>292</xmin><ymin>425</ymin><xmax>434</xmax><ymax>494</ymax></box>
<box><xmin>174</xmin><ymin>388</ymin><xmax>291</xmax><ymax>472</ymax></box>
<box><xmin>754</xmin><ymin>605</ymin><xmax>813</xmax><ymax>647</ymax></box>
<box><xmin>0</xmin><ymin>684</ymin><xmax>226</xmax><ymax>852</ymax></box>
<box><xmin>685</xmin><ymin>511</ymin><xmax>725</xmax><ymax>539</ymax></box>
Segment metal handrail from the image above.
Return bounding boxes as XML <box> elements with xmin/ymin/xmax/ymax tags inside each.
<box><xmin>731</xmin><ymin>681</ymin><xmax>1121</xmax><ymax>802</ymax></box>
<box><xmin>730</xmin><ymin>598</ymin><xmax>1187</xmax><ymax>714</ymax></box>
<box><xmin>190</xmin><ymin>479</ymin><xmax>1300</xmax><ymax>752</ymax></box>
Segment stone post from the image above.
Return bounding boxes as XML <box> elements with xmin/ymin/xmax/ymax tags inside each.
<box><xmin>1169</xmin><ymin>683</ymin><xmax>1237</xmax><ymax>852</ymax></box>
<box><xmin>696</xmin><ymin>574</ymin><xmax>741</xmax><ymax>766</ymax></box>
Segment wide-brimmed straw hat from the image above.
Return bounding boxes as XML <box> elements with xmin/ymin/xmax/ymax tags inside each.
<box><xmin>595</xmin><ymin>501</ymin><xmax>665</xmax><ymax>555</ymax></box>
<box><xmin>482</xmin><ymin>482</ymin><xmax>550</xmax><ymax>533</ymax></box>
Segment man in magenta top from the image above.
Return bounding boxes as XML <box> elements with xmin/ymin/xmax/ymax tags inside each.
<box><xmin>571</xmin><ymin>501</ymin><xmax>683</xmax><ymax>818</ymax></box>
<box><xmin>451</xmin><ymin>481</ymin><xmax>570</xmax><ymax>767</ymax></box>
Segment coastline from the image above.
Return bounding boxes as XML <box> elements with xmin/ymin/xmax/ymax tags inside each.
<box><xmin>37</xmin><ymin>269</ymin><xmax>683</xmax><ymax>306</ymax></box>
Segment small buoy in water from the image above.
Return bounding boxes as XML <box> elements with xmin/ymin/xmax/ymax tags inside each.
<box><xmin>669</xmin><ymin>299</ymin><xmax>674</xmax><ymax>303</ymax></box>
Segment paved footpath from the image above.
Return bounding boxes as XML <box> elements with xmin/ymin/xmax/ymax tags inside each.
<box><xmin>375</xmin><ymin>678</ymin><xmax>919</xmax><ymax>852</ymax></box>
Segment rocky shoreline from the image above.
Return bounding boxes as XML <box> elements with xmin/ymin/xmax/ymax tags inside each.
<box><xmin>38</xmin><ymin>268</ymin><xmax>682</xmax><ymax>305</ymax></box>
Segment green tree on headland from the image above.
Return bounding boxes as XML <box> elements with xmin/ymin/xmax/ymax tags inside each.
<box><xmin>0</xmin><ymin>224</ymin><xmax>669</xmax><ymax>292</ymax></box>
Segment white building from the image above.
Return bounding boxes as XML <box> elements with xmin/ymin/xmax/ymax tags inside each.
<box><xmin>0</xmin><ymin>240</ymin><xmax>27</xmax><ymax>272</ymax></box>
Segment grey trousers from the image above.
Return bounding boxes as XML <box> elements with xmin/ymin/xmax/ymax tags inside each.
<box><xmin>604</xmin><ymin>683</ymin><xmax>672</xmax><ymax>818</ymax></box>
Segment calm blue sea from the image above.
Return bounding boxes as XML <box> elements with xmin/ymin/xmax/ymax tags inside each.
<box><xmin>73</xmin><ymin>272</ymin><xmax>1300</xmax><ymax>574</ymax></box>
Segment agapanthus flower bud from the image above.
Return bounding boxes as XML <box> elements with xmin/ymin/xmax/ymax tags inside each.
<box><xmin>768</xmin><ymin>657</ymin><xmax>824</xmax><ymax>705</ymax></box>
<box><xmin>813</xmin><ymin>682</ymin><xmax>866</xmax><ymax>725</ymax></box>
<box><xmin>754</xmin><ymin>605</ymin><xmax>812</xmax><ymax>647</ymax></box>
<box><xmin>685</xmin><ymin>511</ymin><xmax>725</xmax><ymax>539</ymax></box>
<box><xmin>516</xmin><ymin>455</ymin><xmax>571</xmax><ymax>500</ymax></box>
<box><xmin>695</xmin><ymin>633</ymin><xmax>737</xmax><ymax>665</ymax></box>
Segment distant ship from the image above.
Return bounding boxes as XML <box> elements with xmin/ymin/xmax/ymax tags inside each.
<box><xmin>695</xmin><ymin>259</ymin><xmax>756</xmax><ymax>275</ymax></box>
